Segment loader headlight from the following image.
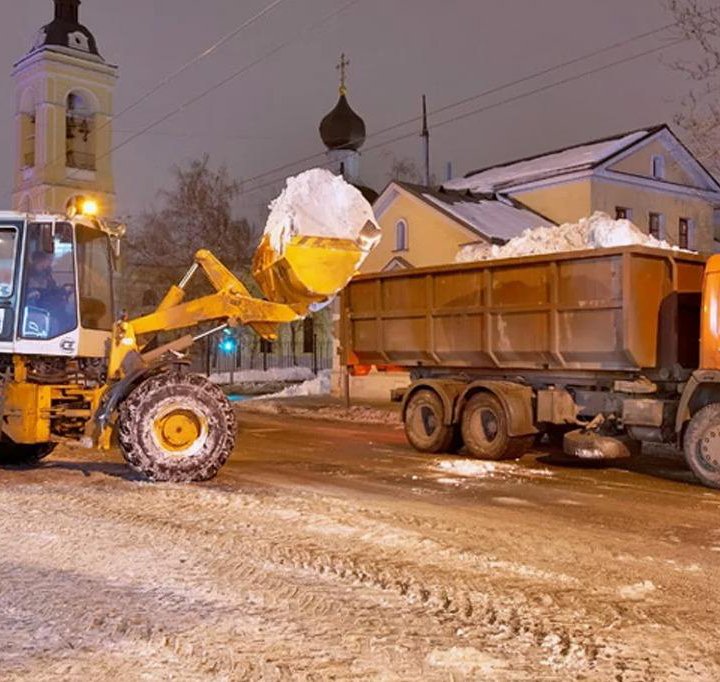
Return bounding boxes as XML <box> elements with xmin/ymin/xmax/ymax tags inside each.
<box><xmin>81</xmin><ymin>199</ymin><xmax>99</xmax><ymax>216</ymax></box>
<box><xmin>66</xmin><ymin>195</ymin><xmax>100</xmax><ymax>218</ymax></box>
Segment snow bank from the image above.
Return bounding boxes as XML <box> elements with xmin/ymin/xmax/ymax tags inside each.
<box><xmin>209</xmin><ymin>366</ymin><xmax>314</xmax><ymax>386</ymax></box>
<box><xmin>259</xmin><ymin>370</ymin><xmax>332</xmax><ymax>399</ymax></box>
<box><xmin>264</xmin><ymin>168</ymin><xmax>381</xmax><ymax>255</ymax></box>
<box><xmin>456</xmin><ymin>211</ymin><xmax>687</xmax><ymax>263</ymax></box>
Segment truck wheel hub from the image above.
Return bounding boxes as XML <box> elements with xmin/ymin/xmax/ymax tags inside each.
<box><xmin>153</xmin><ymin>409</ymin><xmax>204</xmax><ymax>452</ymax></box>
<box><xmin>700</xmin><ymin>426</ymin><xmax>720</xmax><ymax>467</ymax></box>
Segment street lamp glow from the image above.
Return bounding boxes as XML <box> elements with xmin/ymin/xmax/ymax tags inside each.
<box><xmin>81</xmin><ymin>199</ymin><xmax>99</xmax><ymax>216</ymax></box>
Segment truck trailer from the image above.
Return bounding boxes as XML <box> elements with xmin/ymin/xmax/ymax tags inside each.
<box><xmin>342</xmin><ymin>246</ymin><xmax>720</xmax><ymax>488</ymax></box>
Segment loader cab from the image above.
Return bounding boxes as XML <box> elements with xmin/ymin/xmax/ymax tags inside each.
<box><xmin>0</xmin><ymin>211</ymin><xmax>117</xmax><ymax>359</ymax></box>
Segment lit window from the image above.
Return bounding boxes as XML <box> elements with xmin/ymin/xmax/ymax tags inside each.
<box><xmin>395</xmin><ymin>219</ymin><xmax>408</xmax><ymax>251</ymax></box>
<box><xmin>652</xmin><ymin>155</ymin><xmax>665</xmax><ymax>180</ymax></box>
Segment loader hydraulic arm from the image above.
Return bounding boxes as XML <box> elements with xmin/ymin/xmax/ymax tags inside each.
<box><xmin>109</xmin><ymin>249</ymin><xmax>300</xmax><ymax>380</ymax></box>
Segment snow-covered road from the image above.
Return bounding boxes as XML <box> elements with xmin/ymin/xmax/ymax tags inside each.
<box><xmin>1</xmin><ymin>410</ymin><xmax>719</xmax><ymax>680</ymax></box>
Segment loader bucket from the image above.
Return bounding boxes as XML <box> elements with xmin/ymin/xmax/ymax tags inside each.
<box><xmin>252</xmin><ymin>232</ymin><xmax>370</xmax><ymax>313</ymax></box>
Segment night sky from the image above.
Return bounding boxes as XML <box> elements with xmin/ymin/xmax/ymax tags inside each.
<box><xmin>0</xmin><ymin>0</ymin><xmax>700</xmax><ymax>223</ymax></box>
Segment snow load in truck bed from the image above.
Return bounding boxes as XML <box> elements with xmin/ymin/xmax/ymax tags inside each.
<box><xmin>456</xmin><ymin>211</ymin><xmax>689</xmax><ymax>263</ymax></box>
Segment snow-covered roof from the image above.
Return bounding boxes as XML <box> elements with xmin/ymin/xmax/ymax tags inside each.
<box><xmin>444</xmin><ymin>126</ymin><xmax>662</xmax><ymax>193</ymax></box>
<box><xmin>387</xmin><ymin>182</ymin><xmax>553</xmax><ymax>243</ymax></box>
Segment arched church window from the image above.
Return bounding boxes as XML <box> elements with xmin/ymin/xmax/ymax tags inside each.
<box><xmin>395</xmin><ymin>219</ymin><xmax>408</xmax><ymax>251</ymax></box>
<box><xmin>20</xmin><ymin>90</ymin><xmax>36</xmax><ymax>169</ymax></box>
<box><xmin>66</xmin><ymin>92</ymin><xmax>95</xmax><ymax>171</ymax></box>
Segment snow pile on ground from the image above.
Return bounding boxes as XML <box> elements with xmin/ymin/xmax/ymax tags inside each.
<box><xmin>618</xmin><ymin>580</ymin><xmax>657</xmax><ymax>601</ymax></box>
<box><xmin>456</xmin><ymin>211</ymin><xmax>686</xmax><ymax>263</ymax></box>
<box><xmin>435</xmin><ymin>459</ymin><xmax>553</xmax><ymax>480</ymax></box>
<box><xmin>264</xmin><ymin>168</ymin><xmax>381</xmax><ymax>255</ymax></box>
<box><xmin>209</xmin><ymin>366</ymin><xmax>314</xmax><ymax>386</ymax></box>
<box><xmin>258</xmin><ymin>370</ymin><xmax>332</xmax><ymax>399</ymax></box>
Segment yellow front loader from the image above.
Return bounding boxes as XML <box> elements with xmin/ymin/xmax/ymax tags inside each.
<box><xmin>0</xmin><ymin>209</ymin><xmax>378</xmax><ymax>481</ymax></box>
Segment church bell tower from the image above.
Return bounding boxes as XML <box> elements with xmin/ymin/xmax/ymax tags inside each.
<box><xmin>12</xmin><ymin>0</ymin><xmax>118</xmax><ymax>215</ymax></box>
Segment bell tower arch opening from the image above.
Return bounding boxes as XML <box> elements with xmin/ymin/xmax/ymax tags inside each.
<box><xmin>66</xmin><ymin>90</ymin><xmax>96</xmax><ymax>172</ymax></box>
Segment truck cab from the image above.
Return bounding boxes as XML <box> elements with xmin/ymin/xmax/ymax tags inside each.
<box><xmin>0</xmin><ymin>210</ymin><xmax>120</xmax><ymax>362</ymax></box>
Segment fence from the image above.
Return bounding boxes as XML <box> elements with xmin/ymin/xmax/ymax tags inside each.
<box><xmin>191</xmin><ymin>335</ymin><xmax>335</xmax><ymax>379</ymax></box>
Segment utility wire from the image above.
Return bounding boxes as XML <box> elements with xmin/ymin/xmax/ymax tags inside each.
<box><xmin>3</xmin><ymin>0</ymin><xmax>293</xmax><ymax>204</ymax></box>
<box><xmin>240</xmin><ymin>34</ymin><xmax>690</xmax><ymax>198</ymax></box>
<box><xmin>65</xmin><ymin>0</ymin><xmax>361</xmax><ymax>185</ymax></box>
<box><xmin>238</xmin><ymin>10</ymin><xmax>720</xmax><ymax>191</ymax></box>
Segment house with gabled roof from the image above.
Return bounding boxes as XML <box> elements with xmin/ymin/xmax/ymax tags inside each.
<box><xmin>361</xmin><ymin>181</ymin><xmax>554</xmax><ymax>273</ymax></box>
<box><xmin>363</xmin><ymin>125</ymin><xmax>720</xmax><ymax>275</ymax></box>
<box><xmin>445</xmin><ymin>124</ymin><xmax>720</xmax><ymax>253</ymax></box>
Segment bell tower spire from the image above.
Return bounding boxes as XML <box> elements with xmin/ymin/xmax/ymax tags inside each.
<box><xmin>54</xmin><ymin>0</ymin><xmax>81</xmax><ymax>23</ymax></box>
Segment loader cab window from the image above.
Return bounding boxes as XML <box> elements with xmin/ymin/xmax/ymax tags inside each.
<box><xmin>0</xmin><ymin>227</ymin><xmax>18</xmax><ymax>298</ymax></box>
<box><xmin>20</xmin><ymin>222</ymin><xmax>77</xmax><ymax>339</ymax></box>
<box><xmin>76</xmin><ymin>225</ymin><xmax>113</xmax><ymax>330</ymax></box>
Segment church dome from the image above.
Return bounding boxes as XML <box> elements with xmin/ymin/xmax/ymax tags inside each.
<box><xmin>32</xmin><ymin>0</ymin><xmax>102</xmax><ymax>59</ymax></box>
<box><xmin>319</xmin><ymin>93</ymin><xmax>366</xmax><ymax>152</ymax></box>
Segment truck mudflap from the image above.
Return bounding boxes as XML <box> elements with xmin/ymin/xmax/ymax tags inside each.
<box><xmin>563</xmin><ymin>429</ymin><xmax>639</xmax><ymax>460</ymax></box>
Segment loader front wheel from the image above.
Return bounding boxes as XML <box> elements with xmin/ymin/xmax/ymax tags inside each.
<box><xmin>118</xmin><ymin>373</ymin><xmax>236</xmax><ymax>482</ymax></box>
<box><xmin>0</xmin><ymin>442</ymin><xmax>56</xmax><ymax>467</ymax></box>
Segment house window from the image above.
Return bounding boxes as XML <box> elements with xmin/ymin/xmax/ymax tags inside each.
<box><xmin>652</xmin><ymin>155</ymin><xmax>665</xmax><ymax>180</ymax></box>
<box><xmin>649</xmin><ymin>212</ymin><xmax>662</xmax><ymax>239</ymax></box>
<box><xmin>395</xmin><ymin>219</ymin><xmax>408</xmax><ymax>251</ymax></box>
<box><xmin>616</xmin><ymin>207</ymin><xmax>632</xmax><ymax>221</ymax></box>
<box><xmin>679</xmin><ymin>218</ymin><xmax>691</xmax><ymax>249</ymax></box>
<box><xmin>21</xmin><ymin>113</ymin><xmax>36</xmax><ymax>168</ymax></box>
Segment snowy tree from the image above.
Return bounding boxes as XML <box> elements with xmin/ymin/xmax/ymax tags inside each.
<box><xmin>128</xmin><ymin>155</ymin><xmax>261</xmax><ymax>273</ymax></box>
<box><xmin>666</xmin><ymin>1</ymin><xmax>720</xmax><ymax>171</ymax></box>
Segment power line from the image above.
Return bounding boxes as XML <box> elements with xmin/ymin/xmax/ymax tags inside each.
<box><xmin>3</xmin><ymin>0</ymin><xmax>293</xmax><ymax>204</ymax></box>
<box><xmin>237</xmin><ymin>12</ymin><xmax>717</xmax><ymax>191</ymax></box>
<box><xmin>67</xmin><ymin>0</ymin><xmax>361</xmax><ymax>185</ymax></box>
<box><xmin>240</xmin><ymin>34</ymin><xmax>690</xmax><ymax>198</ymax></box>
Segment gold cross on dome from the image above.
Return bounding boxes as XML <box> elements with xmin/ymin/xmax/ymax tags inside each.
<box><xmin>337</xmin><ymin>53</ymin><xmax>350</xmax><ymax>95</ymax></box>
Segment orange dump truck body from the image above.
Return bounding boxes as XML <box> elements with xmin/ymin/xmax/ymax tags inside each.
<box><xmin>342</xmin><ymin>246</ymin><xmax>709</xmax><ymax>375</ymax></box>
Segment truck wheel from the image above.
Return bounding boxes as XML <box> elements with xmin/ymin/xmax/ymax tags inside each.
<box><xmin>0</xmin><ymin>443</ymin><xmax>56</xmax><ymax>466</ymax></box>
<box><xmin>461</xmin><ymin>393</ymin><xmax>531</xmax><ymax>460</ymax></box>
<box><xmin>684</xmin><ymin>403</ymin><xmax>720</xmax><ymax>489</ymax></box>
<box><xmin>404</xmin><ymin>389</ymin><xmax>456</xmax><ymax>453</ymax></box>
<box><xmin>118</xmin><ymin>373</ymin><xmax>236</xmax><ymax>482</ymax></box>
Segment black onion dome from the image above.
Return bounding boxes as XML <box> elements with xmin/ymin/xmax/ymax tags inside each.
<box><xmin>319</xmin><ymin>94</ymin><xmax>366</xmax><ymax>151</ymax></box>
<box><xmin>32</xmin><ymin>0</ymin><xmax>102</xmax><ymax>58</ymax></box>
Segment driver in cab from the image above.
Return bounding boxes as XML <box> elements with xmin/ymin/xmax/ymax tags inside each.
<box><xmin>25</xmin><ymin>251</ymin><xmax>74</xmax><ymax>335</ymax></box>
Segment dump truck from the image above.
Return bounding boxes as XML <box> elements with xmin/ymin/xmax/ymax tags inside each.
<box><xmin>342</xmin><ymin>246</ymin><xmax>720</xmax><ymax>488</ymax></box>
<box><xmin>0</xmin><ymin>201</ymin><xmax>378</xmax><ymax>481</ymax></box>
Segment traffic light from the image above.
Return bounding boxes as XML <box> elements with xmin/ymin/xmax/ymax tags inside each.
<box><xmin>218</xmin><ymin>329</ymin><xmax>237</xmax><ymax>354</ymax></box>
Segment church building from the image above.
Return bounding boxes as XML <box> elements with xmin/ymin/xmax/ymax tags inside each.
<box><xmin>318</xmin><ymin>54</ymin><xmax>377</xmax><ymax>204</ymax></box>
<box><xmin>12</xmin><ymin>0</ymin><xmax>118</xmax><ymax>216</ymax></box>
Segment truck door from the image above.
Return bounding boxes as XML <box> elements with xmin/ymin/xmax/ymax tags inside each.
<box><xmin>0</xmin><ymin>222</ymin><xmax>22</xmax><ymax>346</ymax></box>
<box><xmin>15</xmin><ymin>221</ymin><xmax>80</xmax><ymax>357</ymax></box>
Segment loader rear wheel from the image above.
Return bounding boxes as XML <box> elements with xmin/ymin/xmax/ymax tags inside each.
<box><xmin>461</xmin><ymin>393</ymin><xmax>531</xmax><ymax>461</ymax></box>
<box><xmin>0</xmin><ymin>442</ymin><xmax>56</xmax><ymax>466</ymax></box>
<box><xmin>404</xmin><ymin>389</ymin><xmax>457</xmax><ymax>453</ymax></box>
<box><xmin>684</xmin><ymin>403</ymin><xmax>720</xmax><ymax>489</ymax></box>
<box><xmin>118</xmin><ymin>373</ymin><xmax>235</xmax><ymax>482</ymax></box>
